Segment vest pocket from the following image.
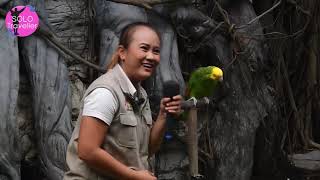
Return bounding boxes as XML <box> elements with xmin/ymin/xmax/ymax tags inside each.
<box><xmin>117</xmin><ymin>113</ymin><xmax>137</xmax><ymax>148</ymax></box>
<box><xmin>142</xmin><ymin>107</ymin><xmax>153</xmax><ymax>125</ymax></box>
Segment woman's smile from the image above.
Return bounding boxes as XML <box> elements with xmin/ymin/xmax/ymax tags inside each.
<box><xmin>119</xmin><ymin>26</ymin><xmax>161</xmax><ymax>82</ymax></box>
<box><xmin>141</xmin><ymin>61</ymin><xmax>156</xmax><ymax>72</ymax></box>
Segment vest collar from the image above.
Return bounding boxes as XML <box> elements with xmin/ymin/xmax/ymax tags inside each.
<box><xmin>112</xmin><ymin>64</ymin><xmax>146</xmax><ymax>111</ymax></box>
<box><xmin>112</xmin><ymin>64</ymin><xmax>140</xmax><ymax>97</ymax></box>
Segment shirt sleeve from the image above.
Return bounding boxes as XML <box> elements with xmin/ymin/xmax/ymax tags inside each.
<box><xmin>82</xmin><ymin>88</ymin><xmax>118</xmax><ymax>125</ymax></box>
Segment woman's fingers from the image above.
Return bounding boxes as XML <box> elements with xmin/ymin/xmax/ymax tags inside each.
<box><xmin>165</xmin><ymin>105</ymin><xmax>180</xmax><ymax>110</ymax></box>
<box><xmin>162</xmin><ymin>97</ymin><xmax>171</xmax><ymax>102</ymax></box>
<box><xmin>164</xmin><ymin>95</ymin><xmax>182</xmax><ymax>113</ymax></box>
<box><xmin>160</xmin><ymin>95</ymin><xmax>182</xmax><ymax>115</ymax></box>
<box><xmin>165</xmin><ymin>105</ymin><xmax>181</xmax><ymax>115</ymax></box>
<box><xmin>172</xmin><ymin>95</ymin><xmax>183</xmax><ymax>100</ymax></box>
<box><xmin>166</xmin><ymin>109</ymin><xmax>180</xmax><ymax>114</ymax></box>
<box><xmin>165</xmin><ymin>101</ymin><xmax>180</xmax><ymax>106</ymax></box>
<box><xmin>165</xmin><ymin>98</ymin><xmax>182</xmax><ymax>107</ymax></box>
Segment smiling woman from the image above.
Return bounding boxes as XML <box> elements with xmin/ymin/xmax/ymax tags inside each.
<box><xmin>117</xmin><ymin>25</ymin><xmax>161</xmax><ymax>83</ymax></box>
<box><xmin>63</xmin><ymin>22</ymin><xmax>183</xmax><ymax>180</ymax></box>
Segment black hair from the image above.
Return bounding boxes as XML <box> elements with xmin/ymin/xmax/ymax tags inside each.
<box><xmin>119</xmin><ymin>22</ymin><xmax>161</xmax><ymax>48</ymax></box>
<box><xmin>107</xmin><ymin>22</ymin><xmax>161</xmax><ymax>70</ymax></box>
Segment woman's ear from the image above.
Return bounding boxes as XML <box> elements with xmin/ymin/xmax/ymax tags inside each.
<box><xmin>117</xmin><ymin>45</ymin><xmax>126</xmax><ymax>61</ymax></box>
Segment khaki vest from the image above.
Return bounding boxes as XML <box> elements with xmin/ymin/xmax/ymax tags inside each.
<box><xmin>64</xmin><ymin>66</ymin><xmax>153</xmax><ymax>180</ymax></box>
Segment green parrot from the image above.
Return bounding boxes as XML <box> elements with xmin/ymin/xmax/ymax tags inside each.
<box><xmin>165</xmin><ymin>66</ymin><xmax>223</xmax><ymax>140</ymax></box>
<box><xmin>186</xmin><ymin>66</ymin><xmax>223</xmax><ymax>99</ymax></box>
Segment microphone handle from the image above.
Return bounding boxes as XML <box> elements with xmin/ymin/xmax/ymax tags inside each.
<box><xmin>165</xmin><ymin>96</ymin><xmax>179</xmax><ymax>120</ymax></box>
<box><xmin>165</xmin><ymin>97</ymin><xmax>178</xmax><ymax>140</ymax></box>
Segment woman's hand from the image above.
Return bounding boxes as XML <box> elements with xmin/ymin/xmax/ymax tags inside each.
<box><xmin>159</xmin><ymin>95</ymin><xmax>183</xmax><ymax>117</ymax></box>
<box><xmin>132</xmin><ymin>170</ymin><xmax>157</xmax><ymax>180</ymax></box>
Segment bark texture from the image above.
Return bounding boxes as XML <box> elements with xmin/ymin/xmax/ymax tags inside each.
<box><xmin>0</xmin><ymin>0</ymin><xmax>319</xmax><ymax>180</ymax></box>
<box><xmin>0</xmin><ymin>19</ymin><xmax>20</xmax><ymax>180</ymax></box>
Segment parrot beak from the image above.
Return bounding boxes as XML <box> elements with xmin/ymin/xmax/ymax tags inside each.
<box><xmin>218</xmin><ymin>76</ymin><xmax>223</xmax><ymax>82</ymax></box>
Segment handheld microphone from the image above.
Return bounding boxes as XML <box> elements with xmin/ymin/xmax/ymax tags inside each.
<box><xmin>163</xmin><ymin>80</ymin><xmax>180</xmax><ymax>101</ymax></box>
<box><xmin>162</xmin><ymin>80</ymin><xmax>180</xmax><ymax>140</ymax></box>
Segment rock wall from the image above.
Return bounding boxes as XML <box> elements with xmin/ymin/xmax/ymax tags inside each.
<box><xmin>0</xmin><ymin>18</ymin><xmax>20</xmax><ymax>180</ymax></box>
<box><xmin>0</xmin><ymin>0</ymin><xmax>278</xmax><ymax>180</ymax></box>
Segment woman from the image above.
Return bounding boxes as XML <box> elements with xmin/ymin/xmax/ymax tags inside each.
<box><xmin>64</xmin><ymin>22</ymin><xmax>182</xmax><ymax>180</ymax></box>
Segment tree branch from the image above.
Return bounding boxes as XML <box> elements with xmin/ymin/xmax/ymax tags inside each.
<box><xmin>38</xmin><ymin>29</ymin><xmax>106</xmax><ymax>73</ymax></box>
<box><xmin>0</xmin><ymin>8</ymin><xmax>106</xmax><ymax>73</ymax></box>
<box><xmin>236</xmin><ymin>0</ymin><xmax>282</xmax><ymax>30</ymax></box>
<box><xmin>108</xmin><ymin>0</ymin><xmax>182</xmax><ymax>9</ymax></box>
<box><xmin>215</xmin><ymin>1</ymin><xmax>231</xmax><ymax>27</ymax></box>
<box><xmin>286</xmin><ymin>0</ymin><xmax>311</xmax><ymax>17</ymax></box>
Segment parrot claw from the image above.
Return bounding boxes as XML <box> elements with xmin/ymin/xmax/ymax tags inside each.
<box><xmin>187</xmin><ymin>97</ymin><xmax>198</xmax><ymax>107</ymax></box>
<box><xmin>191</xmin><ymin>174</ymin><xmax>204</xmax><ymax>180</ymax></box>
<box><xmin>203</xmin><ymin>97</ymin><xmax>210</xmax><ymax>105</ymax></box>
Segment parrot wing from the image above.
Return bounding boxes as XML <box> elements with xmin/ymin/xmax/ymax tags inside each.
<box><xmin>187</xmin><ymin>66</ymin><xmax>213</xmax><ymax>98</ymax></box>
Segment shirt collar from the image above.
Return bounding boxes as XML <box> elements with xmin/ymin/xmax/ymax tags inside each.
<box><xmin>114</xmin><ymin>64</ymin><xmax>137</xmax><ymax>96</ymax></box>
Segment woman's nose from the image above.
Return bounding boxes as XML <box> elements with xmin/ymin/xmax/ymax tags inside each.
<box><xmin>146</xmin><ymin>51</ymin><xmax>155</xmax><ymax>60</ymax></box>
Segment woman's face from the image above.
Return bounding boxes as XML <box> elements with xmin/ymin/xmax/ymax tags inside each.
<box><xmin>119</xmin><ymin>26</ymin><xmax>161</xmax><ymax>83</ymax></box>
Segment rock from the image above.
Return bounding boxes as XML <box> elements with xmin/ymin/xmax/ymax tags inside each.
<box><xmin>171</xmin><ymin>2</ymin><xmax>269</xmax><ymax>180</ymax></box>
<box><xmin>156</xmin><ymin>141</ymin><xmax>190</xmax><ymax>180</ymax></box>
<box><xmin>21</xmin><ymin>35</ymin><xmax>73</xmax><ymax>180</ymax></box>
<box><xmin>0</xmin><ymin>19</ymin><xmax>20</xmax><ymax>180</ymax></box>
<box><xmin>68</xmin><ymin>64</ymin><xmax>88</xmax><ymax>79</ymax></box>
<box><xmin>17</xmin><ymin>71</ymin><xmax>35</xmax><ymax>162</ymax></box>
<box><xmin>45</xmin><ymin>0</ymin><xmax>89</xmax><ymax>64</ymax></box>
<box><xmin>70</xmin><ymin>78</ymin><xmax>86</xmax><ymax>121</ymax></box>
<box><xmin>206</xmin><ymin>3</ymin><xmax>267</xmax><ymax>179</ymax></box>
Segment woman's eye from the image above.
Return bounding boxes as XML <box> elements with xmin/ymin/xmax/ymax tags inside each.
<box><xmin>141</xmin><ymin>46</ymin><xmax>148</xmax><ymax>51</ymax></box>
<box><xmin>153</xmin><ymin>49</ymin><xmax>160</xmax><ymax>54</ymax></box>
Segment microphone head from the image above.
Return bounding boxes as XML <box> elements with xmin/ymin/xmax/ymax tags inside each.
<box><xmin>163</xmin><ymin>80</ymin><xmax>180</xmax><ymax>98</ymax></box>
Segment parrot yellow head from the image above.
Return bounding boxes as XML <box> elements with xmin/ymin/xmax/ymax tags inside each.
<box><xmin>210</xmin><ymin>66</ymin><xmax>223</xmax><ymax>82</ymax></box>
